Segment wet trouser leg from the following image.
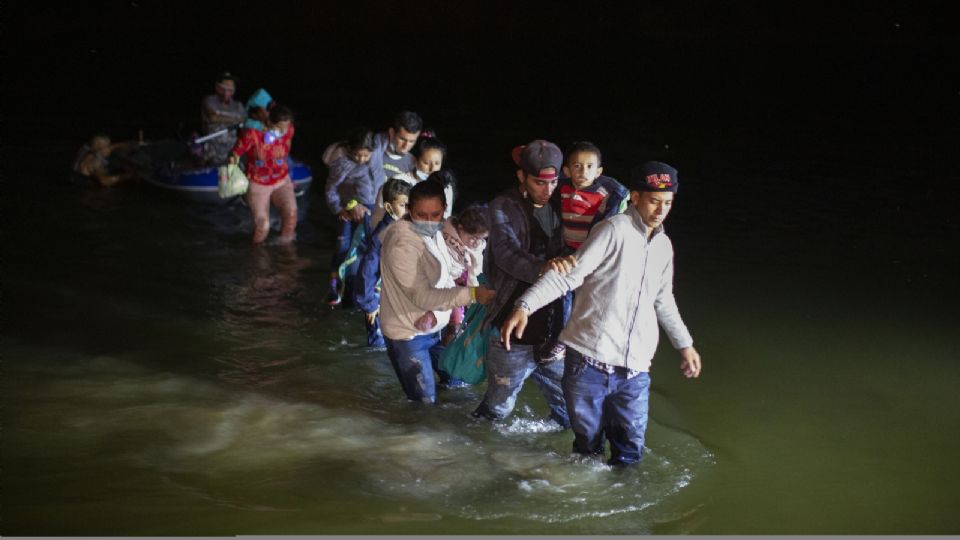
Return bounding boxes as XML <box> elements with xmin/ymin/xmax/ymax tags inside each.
<box><xmin>271</xmin><ymin>177</ymin><xmax>297</xmax><ymax>243</ymax></box>
<box><xmin>365</xmin><ymin>313</ymin><xmax>385</xmax><ymax>348</ymax></box>
<box><xmin>563</xmin><ymin>346</ymin><xmax>650</xmax><ymax>465</ymax></box>
<box><xmin>604</xmin><ymin>371</ymin><xmax>650</xmax><ymax>465</ymax></box>
<box><xmin>245</xmin><ymin>181</ymin><xmax>274</xmax><ymax>244</ymax></box>
<box><xmin>330</xmin><ymin>219</ymin><xmax>357</xmax><ymax>271</ymax></box>
<box><xmin>384</xmin><ymin>332</ymin><xmax>443</xmax><ymax>404</ymax></box>
<box><xmin>474</xmin><ymin>333</ymin><xmax>569</xmax><ymax>426</ymax></box>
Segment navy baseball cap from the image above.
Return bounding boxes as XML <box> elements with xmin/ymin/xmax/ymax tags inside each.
<box><xmin>630</xmin><ymin>161</ymin><xmax>679</xmax><ymax>193</ymax></box>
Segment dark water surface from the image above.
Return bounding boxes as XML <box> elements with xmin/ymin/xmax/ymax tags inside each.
<box><xmin>2</xmin><ymin>132</ymin><xmax>958</xmax><ymax>535</ymax></box>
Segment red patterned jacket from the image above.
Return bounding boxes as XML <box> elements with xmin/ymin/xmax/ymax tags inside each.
<box><xmin>230</xmin><ymin>125</ymin><xmax>295</xmax><ymax>185</ymax></box>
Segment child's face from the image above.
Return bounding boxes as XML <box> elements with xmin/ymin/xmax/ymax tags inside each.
<box><xmin>385</xmin><ymin>194</ymin><xmax>409</xmax><ymax>219</ymax></box>
<box><xmin>458</xmin><ymin>227</ymin><xmax>487</xmax><ymax>249</ymax></box>
<box><xmin>563</xmin><ymin>151</ymin><xmax>603</xmax><ymax>189</ymax></box>
<box><xmin>350</xmin><ymin>148</ymin><xmax>372</xmax><ymax>164</ymax></box>
<box><xmin>416</xmin><ymin>148</ymin><xmax>444</xmax><ymax>175</ymax></box>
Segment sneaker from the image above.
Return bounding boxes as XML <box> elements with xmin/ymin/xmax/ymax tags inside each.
<box><xmin>538</xmin><ymin>342</ymin><xmax>566</xmax><ymax>364</ymax></box>
<box><xmin>326</xmin><ymin>278</ymin><xmax>342</xmax><ymax>306</ymax></box>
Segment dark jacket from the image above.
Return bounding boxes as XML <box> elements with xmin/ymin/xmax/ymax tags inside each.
<box><xmin>482</xmin><ymin>186</ymin><xmax>563</xmax><ymax>330</ymax></box>
<box><xmin>354</xmin><ymin>213</ymin><xmax>396</xmax><ymax>314</ymax></box>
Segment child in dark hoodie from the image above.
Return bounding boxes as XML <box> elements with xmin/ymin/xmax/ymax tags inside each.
<box><xmin>354</xmin><ymin>178</ymin><xmax>411</xmax><ymax>347</ymax></box>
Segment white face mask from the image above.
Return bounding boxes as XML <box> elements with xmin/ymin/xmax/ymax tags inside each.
<box><xmin>410</xmin><ymin>219</ymin><xmax>443</xmax><ymax>237</ymax></box>
<box><xmin>415</xmin><ymin>169</ymin><xmax>430</xmax><ymax>181</ymax></box>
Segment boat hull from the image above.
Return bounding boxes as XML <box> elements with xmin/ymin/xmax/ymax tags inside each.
<box><xmin>141</xmin><ymin>160</ymin><xmax>313</xmax><ymax>205</ymax></box>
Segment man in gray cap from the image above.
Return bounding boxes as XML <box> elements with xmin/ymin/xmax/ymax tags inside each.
<box><xmin>472</xmin><ymin>140</ymin><xmax>572</xmax><ymax>427</ymax></box>
<box><xmin>499</xmin><ymin>161</ymin><xmax>702</xmax><ymax>466</ymax></box>
<box><xmin>201</xmin><ymin>72</ymin><xmax>247</xmax><ymax>164</ymax></box>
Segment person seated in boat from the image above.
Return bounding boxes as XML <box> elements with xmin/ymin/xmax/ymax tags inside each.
<box><xmin>243</xmin><ymin>88</ymin><xmax>273</xmax><ymax>132</ymax></box>
<box><xmin>228</xmin><ymin>104</ymin><xmax>297</xmax><ymax>245</ymax></box>
<box><xmin>354</xmin><ymin>178</ymin><xmax>411</xmax><ymax>347</ymax></box>
<box><xmin>71</xmin><ymin>134</ymin><xmax>138</xmax><ymax>187</ymax></box>
<box><xmin>322</xmin><ymin>127</ymin><xmax>379</xmax><ymax>306</ymax></box>
<box><xmin>370</xmin><ymin>133</ymin><xmax>452</xmax><ymax>229</ymax></box>
<box><xmin>201</xmin><ymin>71</ymin><xmax>247</xmax><ymax>164</ymax></box>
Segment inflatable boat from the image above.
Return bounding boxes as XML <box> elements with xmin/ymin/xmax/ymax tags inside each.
<box><xmin>115</xmin><ymin>139</ymin><xmax>313</xmax><ymax>205</ymax></box>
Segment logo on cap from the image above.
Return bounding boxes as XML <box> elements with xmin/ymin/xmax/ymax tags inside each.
<box><xmin>646</xmin><ymin>174</ymin><xmax>673</xmax><ymax>189</ymax></box>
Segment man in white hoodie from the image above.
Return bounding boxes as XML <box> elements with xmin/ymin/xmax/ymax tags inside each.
<box><xmin>500</xmin><ymin>161</ymin><xmax>702</xmax><ymax>466</ymax></box>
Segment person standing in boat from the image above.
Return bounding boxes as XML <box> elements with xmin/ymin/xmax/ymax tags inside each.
<box><xmin>228</xmin><ymin>104</ymin><xmax>297</xmax><ymax>245</ymax></box>
<box><xmin>201</xmin><ymin>72</ymin><xmax>247</xmax><ymax>164</ymax></box>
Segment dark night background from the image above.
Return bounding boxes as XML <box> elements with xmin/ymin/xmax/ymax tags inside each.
<box><xmin>5</xmin><ymin>0</ymin><xmax>958</xmax><ymax>304</ymax></box>
<box><xmin>6</xmin><ymin>1</ymin><xmax>959</xmax><ymax>205</ymax></box>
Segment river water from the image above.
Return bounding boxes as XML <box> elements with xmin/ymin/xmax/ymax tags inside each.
<box><xmin>2</xmin><ymin>132</ymin><xmax>958</xmax><ymax>535</ymax></box>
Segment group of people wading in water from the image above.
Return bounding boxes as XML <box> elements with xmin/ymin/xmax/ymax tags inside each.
<box><xmin>74</xmin><ymin>71</ymin><xmax>703</xmax><ymax>465</ymax></box>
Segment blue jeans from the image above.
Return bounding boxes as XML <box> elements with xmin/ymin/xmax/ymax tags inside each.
<box><xmin>562</xmin><ymin>346</ymin><xmax>651</xmax><ymax>465</ymax></box>
<box><xmin>385</xmin><ymin>332</ymin><xmax>445</xmax><ymax>404</ymax></box>
<box><xmin>330</xmin><ymin>212</ymin><xmax>371</xmax><ymax>301</ymax></box>
<box><xmin>473</xmin><ymin>333</ymin><xmax>570</xmax><ymax>427</ymax></box>
<box><xmin>364</xmin><ymin>313</ymin><xmax>385</xmax><ymax>348</ymax></box>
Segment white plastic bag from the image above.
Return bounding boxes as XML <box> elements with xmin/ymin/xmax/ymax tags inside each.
<box><xmin>218</xmin><ymin>163</ymin><xmax>249</xmax><ymax>198</ymax></box>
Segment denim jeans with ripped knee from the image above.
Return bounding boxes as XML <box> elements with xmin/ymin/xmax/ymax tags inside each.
<box><xmin>385</xmin><ymin>332</ymin><xmax>444</xmax><ymax>404</ymax></box>
<box><xmin>473</xmin><ymin>333</ymin><xmax>570</xmax><ymax>427</ymax></box>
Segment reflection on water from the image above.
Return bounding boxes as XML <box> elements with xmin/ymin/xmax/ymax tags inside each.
<box><xmin>4</xmin><ymin>347</ymin><xmax>714</xmax><ymax>534</ymax></box>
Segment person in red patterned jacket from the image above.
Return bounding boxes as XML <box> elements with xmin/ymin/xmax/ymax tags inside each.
<box><xmin>228</xmin><ymin>104</ymin><xmax>297</xmax><ymax>245</ymax></box>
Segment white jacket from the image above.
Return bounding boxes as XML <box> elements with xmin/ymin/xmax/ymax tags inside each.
<box><xmin>380</xmin><ymin>219</ymin><xmax>473</xmax><ymax>340</ymax></box>
<box><xmin>519</xmin><ymin>205</ymin><xmax>693</xmax><ymax>372</ymax></box>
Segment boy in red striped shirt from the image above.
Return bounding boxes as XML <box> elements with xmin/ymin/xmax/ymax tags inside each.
<box><xmin>542</xmin><ymin>141</ymin><xmax>628</xmax><ymax>362</ymax></box>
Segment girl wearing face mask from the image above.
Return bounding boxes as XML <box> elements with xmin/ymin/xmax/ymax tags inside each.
<box><xmin>379</xmin><ymin>173</ymin><xmax>495</xmax><ymax>404</ymax></box>
<box><xmin>370</xmin><ymin>135</ymin><xmax>454</xmax><ymax>229</ymax></box>
<box><xmin>228</xmin><ymin>104</ymin><xmax>296</xmax><ymax>245</ymax></box>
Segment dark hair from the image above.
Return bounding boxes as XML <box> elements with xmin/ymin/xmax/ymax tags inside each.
<box><xmin>408</xmin><ymin>178</ymin><xmax>448</xmax><ymax>211</ymax></box>
<box><xmin>566</xmin><ymin>141</ymin><xmax>603</xmax><ymax>167</ymax></box>
<box><xmin>216</xmin><ymin>71</ymin><xmax>237</xmax><ymax>84</ymax></box>
<box><xmin>269</xmin><ymin>104</ymin><xmax>294</xmax><ymax>124</ymax></box>
<box><xmin>451</xmin><ymin>205</ymin><xmax>488</xmax><ymax>236</ymax></box>
<box><xmin>344</xmin><ymin>127</ymin><xmax>375</xmax><ymax>153</ymax></box>
<box><xmin>382</xmin><ymin>178</ymin><xmax>411</xmax><ymax>204</ymax></box>
<box><xmin>392</xmin><ymin>110</ymin><xmax>423</xmax><ymax>134</ymax></box>
<box><xmin>428</xmin><ymin>169</ymin><xmax>456</xmax><ymax>189</ymax></box>
<box><xmin>415</xmin><ymin>135</ymin><xmax>447</xmax><ymax>159</ymax></box>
